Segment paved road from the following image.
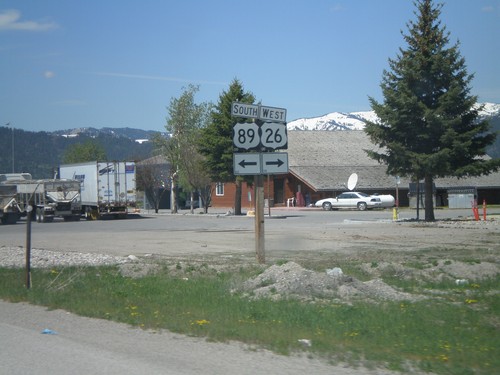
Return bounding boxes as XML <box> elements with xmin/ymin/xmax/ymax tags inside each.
<box><xmin>3</xmin><ymin>300</ymin><xmax>381</xmax><ymax>375</ymax></box>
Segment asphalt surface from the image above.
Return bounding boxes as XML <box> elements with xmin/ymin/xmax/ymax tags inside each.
<box><xmin>1</xmin><ymin>300</ymin><xmax>396</xmax><ymax>375</ymax></box>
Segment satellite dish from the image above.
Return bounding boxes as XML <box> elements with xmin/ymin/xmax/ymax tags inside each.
<box><xmin>347</xmin><ymin>173</ymin><xmax>358</xmax><ymax>191</ymax></box>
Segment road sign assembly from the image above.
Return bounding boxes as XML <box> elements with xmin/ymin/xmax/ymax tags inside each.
<box><xmin>231</xmin><ymin>101</ymin><xmax>289</xmax><ymax>176</ymax></box>
<box><xmin>231</xmin><ymin>101</ymin><xmax>289</xmax><ymax>265</ymax></box>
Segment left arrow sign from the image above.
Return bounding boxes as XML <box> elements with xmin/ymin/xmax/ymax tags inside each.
<box><xmin>239</xmin><ymin>159</ymin><xmax>258</xmax><ymax>168</ymax></box>
<box><xmin>233</xmin><ymin>153</ymin><xmax>261</xmax><ymax>175</ymax></box>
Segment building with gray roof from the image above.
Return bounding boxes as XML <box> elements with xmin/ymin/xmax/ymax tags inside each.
<box><xmin>284</xmin><ymin>130</ymin><xmax>500</xmax><ymax>207</ymax></box>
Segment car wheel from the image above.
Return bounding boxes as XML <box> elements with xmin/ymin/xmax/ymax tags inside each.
<box><xmin>322</xmin><ymin>202</ymin><xmax>332</xmax><ymax>211</ymax></box>
<box><xmin>357</xmin><ymin>202</ymin><xmax>367</xmax><ymax>211</ymax></box>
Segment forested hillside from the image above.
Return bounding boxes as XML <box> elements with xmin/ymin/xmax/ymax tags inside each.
<box><xmin>0</xmin><ymin>127</ymin><xmax>154</xmax><ymax>178</ymax></box>
<box><xmin>1</xmin><ymin>114</ymin><xmax>498</xmax><ymax>179</ymax></box>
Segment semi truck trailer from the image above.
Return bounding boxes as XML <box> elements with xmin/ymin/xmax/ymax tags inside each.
<box><xmin>0</xmin><ymin>184</ymin><xmax>21</xmax><ymax>224</ymax></box>
<box><xmin>16</xmin><ymin>179</ymin><xmax>82</xmax><ymax>222</ymax></box>
<box><xmin>59</xmin><ymin>161</ymin><xmax>136</xmax><ymax>220</ymax></box>
<box><xmin>1</xmin><ymin>176</ymin><xmax>82</xmax><ymax>222</ymax></box>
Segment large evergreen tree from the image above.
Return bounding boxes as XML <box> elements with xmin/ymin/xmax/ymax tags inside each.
<box><xmin>364</xmin><ymin>0</ymin><xmax>499</xmax><ymax>221</ymax></box>
<box><xmin>199</xmin><ymin>79</ymin><xmax>255</xmax><ymax>215</ymax></box>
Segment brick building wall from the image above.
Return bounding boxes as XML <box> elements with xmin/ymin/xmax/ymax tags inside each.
<box><xmin>210</xmin><ymin>175</ymin><xmax>317</xmax><ymax>209</ymax></box>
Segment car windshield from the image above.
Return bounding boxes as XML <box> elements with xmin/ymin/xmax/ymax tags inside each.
<box><xmin>358</xmin><ymin>192</ymin><xmax>369</xmax><ymax>197</ymax></box>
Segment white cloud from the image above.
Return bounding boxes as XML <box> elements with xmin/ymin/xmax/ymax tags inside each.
<box><xmin>92</xmin><ymin>71</ymin><xmax>227</xmax><ymax>86</ymax></box>
<box><xmin>481</xmin><ymin>5</ymin><xmax>500</xmax><ymax>15</ymax></box>
<box><xmin>329</xmin><ymin>3</ymin><xmax>344</xmax><ymax>13</ymax></box>
<box><xmin>51</xmin><ymin>99</ymin><xmax>87</xmax><ymax>106</ymax></box>
<box><xmin>0</xmin><ymin>9</ymin><xmax>58</xmax><ymax>31</ymax></box>
<box><xmin>481</xmin><ymin>6</ymin><xmax>494</xmax><ymax>12</ymax></box>
<box><xmin>44</xmin><ymin>71</ymin><xmax>55</xmax><ymax>79</ymax></box>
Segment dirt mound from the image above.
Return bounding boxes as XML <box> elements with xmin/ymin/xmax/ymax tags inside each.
<box><xmin>241</xmin><ymin>262</ymin><xmax>419</xmax><ymax>302</ymax></box>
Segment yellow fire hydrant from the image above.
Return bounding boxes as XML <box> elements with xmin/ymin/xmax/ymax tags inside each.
<box><xmin>392</xmin><ymin>207</ymin><xmax>399</xmax><ymax>221</ymax></box>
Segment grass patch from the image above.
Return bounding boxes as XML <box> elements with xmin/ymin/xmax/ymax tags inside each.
<box><xmin>0</xmin><ymin>265</ymin><xmax>498</xmax><ymax>374</ymax></box>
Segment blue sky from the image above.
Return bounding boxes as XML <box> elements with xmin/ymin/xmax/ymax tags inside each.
<box><xmin>1</xmin><ymin>0</ymin><xmax>499</xmax><ymax>133</ymax></box>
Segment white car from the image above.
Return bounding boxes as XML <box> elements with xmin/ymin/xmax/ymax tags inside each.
<box><xmin>315</xmin><ymin>192</ymin><xmax>383</xmax><ymax>211</ymax></box>
<box><xmin>371</xmin><ymin>193</ymin><xmax>396</xmax><ymax>208</ymax></box>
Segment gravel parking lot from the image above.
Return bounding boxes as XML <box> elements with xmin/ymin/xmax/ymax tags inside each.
<box><xmin>1</xmin><ymin>207</ymin><xmax>499</xmax><ymax>267</ymax></box>
<box><xmin>1</xmin><ymin>207</ymin><xmax>498</xmax><ymax>298</ymax></box>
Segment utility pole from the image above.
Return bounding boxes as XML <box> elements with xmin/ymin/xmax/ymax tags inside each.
<box><xmin>12</xmin><ymin>124</ymin><xmax>14</xmax><ymax>173</ymax></box>
<box><xmin>6</xmin><ymin>123</ymin><xmax>14</xmax><ymax>172</ymax></box>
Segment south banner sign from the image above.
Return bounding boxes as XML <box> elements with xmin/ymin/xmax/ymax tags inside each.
<box><xmin>231</xmin><ymin>102</ymin><xmax>286</xmax><ymax>123</ymax></box>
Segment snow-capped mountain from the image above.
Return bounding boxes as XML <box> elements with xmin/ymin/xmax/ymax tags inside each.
<box><xmin>53</xmin><ymin>127</ymin><xmax>164</xmax><ymax>143</ymax></box>
<box><xmin>287</xmin><ymin>111</ymin><xmax>372</xmax><ymax>131</ymax></box>
<box><xmin>477</xmin><ymin>102</ymin><xmax>500</xmax><ymax>119</ymax></box>
<box><xmin>287</xmin><ymin>103</ymin><xmax>500</xmax><ymax>131</ymax></box>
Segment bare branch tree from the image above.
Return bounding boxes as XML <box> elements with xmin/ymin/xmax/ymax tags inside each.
<box><xmin>136</xmin><ymin>156</ymin><xmax>170</xmax><ymax>213</ymax></box>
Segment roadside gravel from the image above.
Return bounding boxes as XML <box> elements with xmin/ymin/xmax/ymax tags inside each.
<box><xmin>0</xmin><ymin>246</ymin><xmax>129</xmax><ymax>268</ymax></box>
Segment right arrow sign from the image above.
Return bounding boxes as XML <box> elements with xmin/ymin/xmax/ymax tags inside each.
<box><xmin>261</xmin><ymin>153</ymin><xmax>288</xmax><ymax>174</ymax></box>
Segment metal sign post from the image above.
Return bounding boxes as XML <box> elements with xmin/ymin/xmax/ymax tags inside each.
<box><xmin>25</xmin><ymin>205</ymin><xmax>33</xmax><ymax>289</ymax></box>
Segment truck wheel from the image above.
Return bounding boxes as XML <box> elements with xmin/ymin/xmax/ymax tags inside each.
<box><xmin>85</xmin><ymin>207</ymin><xmax>99</xmax><ymax>220</ymax></box>
<box><xmin>85</xmin><ymin>207</ymin><xmax>98</xmax><ymax>220</ymax></box>
<box><xmin>1</xmin><ymin>214</ymin><xmax>19</xmax><ymax>225</ymax></box>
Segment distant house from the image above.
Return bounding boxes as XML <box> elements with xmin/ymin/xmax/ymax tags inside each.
<box><xmin>211</xmin><ymin>131</ymin><xmax>500</xmax><ymax>209</ymax></box>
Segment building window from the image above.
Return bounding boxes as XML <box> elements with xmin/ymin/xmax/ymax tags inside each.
<box><xmin>216</xmin><ymin>182</ymin><xmax>224</xmax><ymax>196</ymax></box>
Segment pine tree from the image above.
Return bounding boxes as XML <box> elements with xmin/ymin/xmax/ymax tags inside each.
<box><xmin>364</xmin><ymin>0</ymin><xmax>499</xmax><ymax>221</ymax></box>
<box><xmin>199</xmin><ymin>79</ymin><xmax>255</xmax><ymax>215</ymax></box>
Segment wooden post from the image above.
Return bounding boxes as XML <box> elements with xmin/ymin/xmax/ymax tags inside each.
<box><xmin>255</xmin><ymin>175</ymin><xmax>265</xmax><ymax>264</ymax></box>
<box><xmin>483</xmin><ymin>199</ymin><xmax>487</xmax><ymax>221</ymax></box>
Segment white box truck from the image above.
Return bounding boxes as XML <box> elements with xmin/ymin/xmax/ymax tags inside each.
<box><xmin>59</xmin><ymin>161</ymin><xmax>136</xmax><ymax>220</ymax></box>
